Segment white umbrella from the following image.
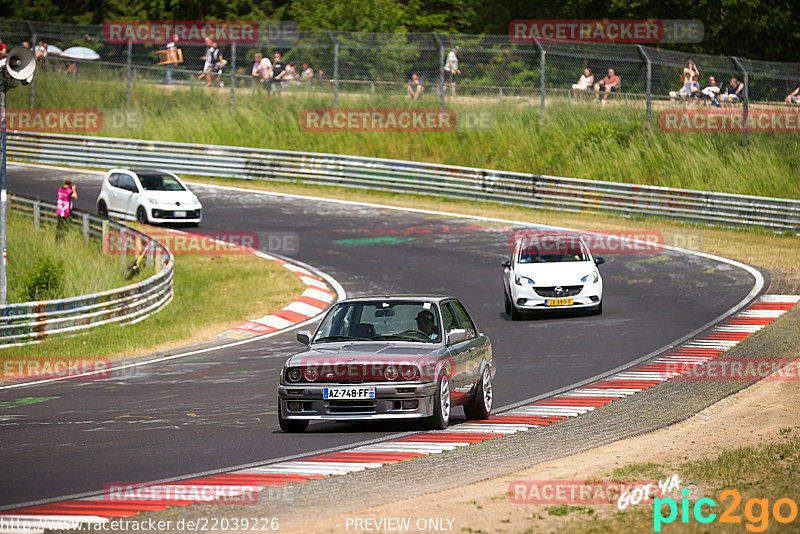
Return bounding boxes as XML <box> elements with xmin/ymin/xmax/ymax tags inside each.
<box><xmin>46</xmin><ymin>45</ymin><xmax>63</xmax><ymax>55</ymax></box>
<box><xmin>61</xmin><ymin>46</ymin><xmax>100</xmax><ymax>60</ymax></box>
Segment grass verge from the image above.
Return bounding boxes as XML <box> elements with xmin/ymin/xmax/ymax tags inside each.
<box><xmin>7</xmin><ymin>70</ymin><xmax>800</xmax><ymax>199</ymax></box>
<box><xmin>2</xmin><ymin>228</ymin><xmax>306</xmax><ymax>360</ymax></box>
<box><xmin>554</xmin><ymin>431</ymin><xmax>800</xmax><ymax>533</ymax></box>
<box><xmin>7</xmin><ymin>212</ymin><xmax>154</xmax><ymax>303</ymax></box>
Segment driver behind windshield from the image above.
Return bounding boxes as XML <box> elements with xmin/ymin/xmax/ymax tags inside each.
<box><xmin>415</xmin><ymin>310</ymin><xmax>439</xmax><ymax>341</ymax></box>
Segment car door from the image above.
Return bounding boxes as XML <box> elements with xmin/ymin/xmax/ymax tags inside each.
<box><xmin>105</xmin><ymin>173</ymin><xmax>125</xmax><ymax>215</ymax></box>
<box><xmin>440</xmin><ymin>300</ymin><xmax>472</xmax><ymax>398</ymax></box>
<box><xmin>116</xmin><ymin>173</ymin><xmax>140</xmax><ymax>219</ymax></box>
<box><xmin>449</xmin><ymin>299</ymin><xmax>487</xmax><ymax>388</ymax></box>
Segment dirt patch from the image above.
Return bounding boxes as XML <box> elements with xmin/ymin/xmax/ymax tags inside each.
<box><xmin>285</xmin><ymin>360</ymin><xmax>800</xmax><ymax>534</ymax></box>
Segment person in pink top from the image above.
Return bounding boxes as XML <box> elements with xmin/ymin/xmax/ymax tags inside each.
<box><xmin>56</xmin><ymin>178</ymin><xmax>77</xmax><ymax>241</ymax></box>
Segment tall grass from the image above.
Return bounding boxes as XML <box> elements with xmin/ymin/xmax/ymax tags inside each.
<box><xmin>7</xmin><ymin>213</ymin><xmax>152</xmax><ymax>303</ymax></box>
<box><xmin>8</xmin><ymin>68</ymin><xmax>800</xmax><ymax>199</ymax></box>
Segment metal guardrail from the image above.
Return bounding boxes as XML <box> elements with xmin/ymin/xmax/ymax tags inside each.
<box><xmin>2</xmin><ymin>194</ymin><xmax>174</xmax><ymax>345</ymax></box>
<box><xmin>8</xmin><ymin>131</ymin><xmax>800</xmax><ymax>233</ymax></box>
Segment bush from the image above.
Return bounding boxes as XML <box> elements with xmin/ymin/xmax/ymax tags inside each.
<box><xmin>23</xmin><ymin>255</ymin><xmax>65</xmax><ymax>301</ymax></box>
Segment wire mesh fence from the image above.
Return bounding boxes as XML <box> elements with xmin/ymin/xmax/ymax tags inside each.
<box><xmin>2</xmin><ymin>19</ymin><xmax>800</xmax><ymax>145</ymax></box>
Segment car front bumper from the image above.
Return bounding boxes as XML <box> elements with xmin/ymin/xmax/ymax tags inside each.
<box><xmin>278</xmin><ymin>381</ymin><xmax>439</xmax><ymax>420</ymax></box>
<box><xmin>149</xmin><ymin>207</ymin><xmax>202</xmax><ymax>224</ymax></box>
<box><xmin>509</xmin><ymin>283</ymin><xmax>602</xmax><ymax>310</ymax></box>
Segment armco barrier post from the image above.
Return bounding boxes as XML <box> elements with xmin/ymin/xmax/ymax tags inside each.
<box><xmin>33</xmin><ymin>200</ymin><xmax>41</xmax><ymax>230</ymax></box>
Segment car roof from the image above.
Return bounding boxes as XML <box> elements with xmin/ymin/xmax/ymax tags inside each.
<box><xmin>108</xmin><ymin>168</ymin><xmax>177</xmax><ymax>176</ymax></box>
<box><xmin>339</xmin><ymin>295</ymin><xmax>453</xmax><ymax>304</ymax></box>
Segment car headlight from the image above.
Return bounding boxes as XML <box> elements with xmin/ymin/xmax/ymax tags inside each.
<box><xmin>400</xmin><ymin>365</ymin><xmax>419</xmax><ymax>381</ymax></box>
<box><xmin>515</xmin><ymin>274</ymin><xmax>535</xmax><ymax>286</ymax></box>
<box><xmin>146</xmin><ymin>197</ymin><xmax>160</xmax><ymax>205</ymax></box>
<box><xmin>191</xmin><ymin>196</ymin><xmax>201</xmax><ymax>206</ymax></box>
<box><xmin>286</xmin><ymin>367</ymin><xmax>302</xmax><ymax>382</ymax></box>
<box><xmin>384</xmin><ymin>365</ymin><xmax>398</xmax><ymax>380</ymax></box>
<box><xmin>581</xmin><ymin>271</ymin><xmax>599</xmax><ymax>283</ymax></box>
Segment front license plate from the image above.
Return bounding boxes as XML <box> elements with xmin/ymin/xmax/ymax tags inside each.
<box><xmin>323</xmin><ymin>387</ymin><xmax>375</xmax><ymax>400</ymax></box>
<box><xmin>174</xmin><ymin>211</ymin><xmax>186</xmax><ymax>217</ymax></box>
<box><xmin>546</xmin><ymin>298</ymin><xmax>574</xmax><ymax>307</ymax></box>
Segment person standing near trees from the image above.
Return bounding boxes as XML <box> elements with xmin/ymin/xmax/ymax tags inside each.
<box><xmin>56</xmin><ymin>179</ymin><xmax>77</xmax><ymax>242</ymax></box>
<box><xmin>444</xmin><ymin>46</ymin><xmax>460</xmax><ymax>96</ymax></box>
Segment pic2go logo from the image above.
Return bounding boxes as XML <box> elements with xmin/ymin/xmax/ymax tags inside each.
<box><xmin>654</xmin><ymin>489</ymin><xmax>798</xmax><ymax>532</ymax></box>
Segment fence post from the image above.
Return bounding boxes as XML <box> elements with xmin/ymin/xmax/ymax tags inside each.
<box><xmin>230</xmin><ymin>42</ymin><xmax>236</xmax><ymax>117</ymax></box>
<box><xmin>126</xmin><ymin>38</ymin><xmax>132</xmax><ymax>113</ymax></box>
<box><xmin>636</xmin><ymin>45</ymin><xmax>652</xmax><ymax>144</ymax></box>
<box><xmin>536</xmin><ymin>38</ymin><xmax>545</xmax><ymax>123</ymax></box>
<box><xmin>82</xmin><ymin>214</ymin><xmax>90</xmax><ymax>243</ymax></box>
<box><xmin>732</xmin><ymin>56</ymin><xmax>749</xmax><ymax>147</ymax></box>
<box><xmin>329</xmin><ymin>31</ymin><xmax>339</xmax><ymax>109</ymax></box>
<box><xmin>433</xmin><ymin>32</ymin><xmax>445</xmax><ymax>110</ymax></box>
<box><xmin>28</xmin><ymin>24</ymin><xmax>36</xmax><ymax>109</ymax></box>
<box><xmin>33</xmin><ymin>201</ymin><xmax>40</xmax><ymax>230</ymax></box>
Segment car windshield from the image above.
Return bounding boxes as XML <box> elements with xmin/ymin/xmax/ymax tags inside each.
<box><xmin>518</xmin><ymin>236</ymin><xmax>589</xmax><ymax>263</ymax></box>
<box><xmin>137</xmin><ymin>173</ymin><xmax>186</xmax><ymax>191</ymax></box>
<box><xmin>314</xmin><ymin>301</ymin><xmax>441</xmax><ymax>343</ymax></box>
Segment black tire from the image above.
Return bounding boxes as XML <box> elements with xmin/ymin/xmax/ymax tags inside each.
<box><xmin>463</xmin><ymin>366</ymin><xmax>493</xmax><ymax>420</ymax></box>
<box><xmin>278</xmin><ymin>403</ymin><xmax>308</xmax><ymax>433</ymax></box>
<box><xmin>136</xmin><ymin>206</ymin><xmax>149</xmax><ymax>225</ymax></box>
<box><xmin>510</xmin><ymin>301</ymin><xmax>523</xmax><ymax>321</ymax></box>
<box><xmin>97</xmin><ymin>200</ymin><xmax>108</xmax><ymax>218</ymax></box>
<box><xmin>422</xmin><ymin>375</ymin><xmax>451</xmax><ymax>430</ymax></box>
<box><xmin>504</xmin><ymin>290</ymin><xmax>511</xmax><ymax>315</ymax></box>
<box><xmin>590</xmin><ymin>301</ymin><xmax>603</xmax><ymax>315</ymax></box>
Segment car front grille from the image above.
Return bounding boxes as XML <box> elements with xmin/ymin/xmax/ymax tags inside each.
<box><xmin>534</xmin><ymin>285</ymin><xmax>583</xmax><ymax>297</ymax></box>
<box><xmin>327</xmin><ymin>400</ymin><xmax>376</xmax><ymax>414</ymax></box>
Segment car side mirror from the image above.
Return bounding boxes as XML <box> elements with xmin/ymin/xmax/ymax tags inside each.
<box><xmin>296</xmin><ymin>330</ymin><xmax>311</xmax><ymax>345</ymax></box>
<box><xmin>594</xmin><ymin>257</ymin><xmax>605</xmax><ymax>266</ymax></box>
<box><xmin>447</xmin><ymin>329</ymin><xmax>467</xmax><ymax>344</ymax></box>
<box><xmin>501</xmin><ymin>260</ymin><xmax>511</xmax><ymax>268</ymax></box>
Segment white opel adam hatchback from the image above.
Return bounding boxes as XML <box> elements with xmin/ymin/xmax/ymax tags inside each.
<box><xmin>502</xmin><ymin>234</ymin><xmax>605</xmax><ymax>320</ymax></box>
<box><xmin>96</xmin><ymin>168</ymin><xmax>202</xmax><ymax>226</ymax></box>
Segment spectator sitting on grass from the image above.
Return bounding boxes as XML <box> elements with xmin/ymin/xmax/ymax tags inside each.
<box><xmin>406</xmin><ymin>73</ymin><xmax>424</xmax><ymax>100</ymax></box>
<box><xmin>35</xmin><ymin>41</ymin><xmax>48</xmax><ymax>63</ymax></box>
<box><xmin>594</xmin><ymin>68</ymin><xmax>620</xmax><ymax>103</ymax></box>
<box><xmin>785</xmin><ymin>85</ymin><xmax>800</xmax><ymax>105</ymax></box>
<box><xmin>698</xmin><ymin>76</ymin><xmax>721</xmax><ymax>106</ymax></box>
<box><xmin>571</xmin><ymin>68</ymin><xmax>593</xmax><ymax>100</ymax></box>
<box><xmin>301</xmin><ymin>63</ymin><xmax>313</xmax><ymax>80</ymax></box>
<box><xmin>720</xmin><ymin>77</ymin><xmax>744</xmax><ymax>106</ymax></box>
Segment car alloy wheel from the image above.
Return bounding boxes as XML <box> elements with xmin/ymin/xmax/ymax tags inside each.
<box><xmin>464</xmin><ymin>366</ymin><xmax>492</xmax><ymax>420</ymax></box>
<box><xmin>136</xmin><ymin>206</ymin><xmax>149</xmax><ymax>225</ymax></box>
<box><xmin>97</xmin><ymin>200</ymin><xmax>108</xmax><ymax>217</ymax></box>
<box><xmin>423</xmin><ymin>375</ymin><xmax>451</xmax><ymax>430</ymax></box>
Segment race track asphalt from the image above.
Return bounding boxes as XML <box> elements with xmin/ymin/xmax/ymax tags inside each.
<box><xmin>0</xmin><ymin>164</ymin><xmax>757</xmax><ymax>508</ymax></box>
